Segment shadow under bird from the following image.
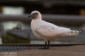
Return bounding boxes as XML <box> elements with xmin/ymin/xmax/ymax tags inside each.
<box><xmin>30</xmin><ymin>10</ymin><xmax>79</xmax><ymax>49</ymax></box>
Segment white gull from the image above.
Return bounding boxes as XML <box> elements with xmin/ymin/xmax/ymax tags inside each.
<box><xmin>30</xmin><ymin>10</ymin><xmax>79</xmax><ymax>49</ymax></box>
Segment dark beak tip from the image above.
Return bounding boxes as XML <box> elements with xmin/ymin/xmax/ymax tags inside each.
<box><xmin>28</xmin><ymin>15</ymin><xmax>32</xmax><ymax>19</ymax></box>
<box><xmin>28</xmin><ymin>15</ymin><xmax>31</xmax><ymax>17</ymax></box>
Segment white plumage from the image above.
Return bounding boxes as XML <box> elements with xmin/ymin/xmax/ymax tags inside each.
<box><xmin>31</xmin><ymin>10</ymin><xmax>79</xmax><ymax>41</ymax></box>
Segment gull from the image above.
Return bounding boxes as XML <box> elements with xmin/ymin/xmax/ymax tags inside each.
<box><xmin>30</xmin><ymin>10</ymin><xmax>79</xmax><ymax>49</ymax></box>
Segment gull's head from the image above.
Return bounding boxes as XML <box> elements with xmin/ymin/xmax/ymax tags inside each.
<box><xmin>30</xmin><ymin>10</ymin><xmax>42</xmax><ymax>20</ymax></box>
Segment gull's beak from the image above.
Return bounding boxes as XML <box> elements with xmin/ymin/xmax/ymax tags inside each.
<box><xmin>28</xmin><ymin>14</ymin><xmax>32</xmax><ymax>19</ymax></box>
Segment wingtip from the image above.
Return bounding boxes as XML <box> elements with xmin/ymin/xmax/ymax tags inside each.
<box><xmin>72</xmin><ymin>30</ymin><xmax>80</xmax><ymax>36</ymax></box>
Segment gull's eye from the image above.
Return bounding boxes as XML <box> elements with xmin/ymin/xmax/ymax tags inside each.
<box><xmin>31</xmin><ymin>13</ymin><xmax>38</xmax><ymax>19</ymax></box>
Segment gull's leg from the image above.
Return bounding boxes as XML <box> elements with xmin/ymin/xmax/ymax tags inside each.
<box><xmin>40</xmin><ymin>40</ymin><xmax>50</xmax><ymax>49</ymax></box>
<box><xmin>44</xmin><ymin>40</ymin><xmax>50</xmax><ymax>49</ymax></box>
<box><xmin>47</xmin><ymin>40</ymin><xmax>50</xmax><ymax>49</ymax></box>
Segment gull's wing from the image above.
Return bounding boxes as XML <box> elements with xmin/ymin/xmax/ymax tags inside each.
<box><xmin>35</xmin><ymin>21</ymin><xmax>72</xmax><ymax>37</ymax></box>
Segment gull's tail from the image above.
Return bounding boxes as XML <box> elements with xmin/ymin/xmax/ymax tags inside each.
<box><xmin>69</xmin><ymin>30</ymin><xmax>80</xmax><ymax>36</ymax></box>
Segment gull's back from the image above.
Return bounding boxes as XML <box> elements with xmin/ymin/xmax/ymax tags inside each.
<box><xmin>31</xmin><ymin>20</ymin><xmax>72</xmax><ymax>39</ymax></box>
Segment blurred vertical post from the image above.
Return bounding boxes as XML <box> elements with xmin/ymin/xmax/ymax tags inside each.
<box><xmin>0</xmin><ymin>36</ymin><xmax>2</xmax><ymax>44</ymax></box>
<box><xmin>80</xmin><ymin>9</ymin><xmax>85</xmax><ymax>16</ymax></box>
<box><xmin>0</xmin><ymin>24</ymin><xmax>3</xmax><ymax>44</ymax></box>
<box><xmin>80</xmin><ymin>9</ymin><xmax>85</xmax><ymax>31</ymax></box>
<box><xmin>0</xmin><ymin>6</ymin><xmax>3</xmax><ymax>44</ymax></box>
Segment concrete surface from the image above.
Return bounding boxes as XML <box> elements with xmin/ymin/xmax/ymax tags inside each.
<box><xmin>0</xmin><ymin>45</ymin><xmax>85</xmax><ymax>56</ymax></box>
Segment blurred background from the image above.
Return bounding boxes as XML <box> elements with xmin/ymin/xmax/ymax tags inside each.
<box><xmin>0</xmin><ymin>0</ymin><xmax>85</xmax><ymax>45</ymax></box>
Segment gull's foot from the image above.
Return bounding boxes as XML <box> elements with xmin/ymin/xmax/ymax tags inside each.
<box><xmin>39</xmin><ymin>45</ymin><xmax>49</xmax><ymax>49</ymax></box>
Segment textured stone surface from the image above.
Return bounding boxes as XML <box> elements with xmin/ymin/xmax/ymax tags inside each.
<box><xmin>0</xmin><ymin>45</ymin><xmax>85</xmax><ymax>56</ymax></box>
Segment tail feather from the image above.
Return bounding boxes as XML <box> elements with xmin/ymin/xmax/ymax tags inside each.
<box><xmin>70</xmin><ymin>30</ymin><xmax>79</xmax><ymax>36</ymax></box>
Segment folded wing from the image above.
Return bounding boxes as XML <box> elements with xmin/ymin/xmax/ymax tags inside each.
<box><xmin>35</xmin><ymin>21</ymin><xmax>74</xmax><ymax>37</ymax></box>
